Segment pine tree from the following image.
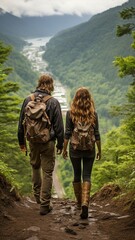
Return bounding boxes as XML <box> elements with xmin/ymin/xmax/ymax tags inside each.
<box><xmin>0</xmin><ymin>42</ymin><xmax>32</xmax><ymax>194</ymax></box>
<box><xmin>113</xmin><ymin>7</ymin><xmax>135</xmax><ymax>137</ymax></box>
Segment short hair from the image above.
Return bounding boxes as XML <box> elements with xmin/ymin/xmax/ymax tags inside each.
<box><xmin>36</xmin><ymin>74</ymin><xmax>54</xmax><ymax>93</ymax></box>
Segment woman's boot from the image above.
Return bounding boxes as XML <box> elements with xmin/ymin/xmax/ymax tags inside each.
<box><xmin>73</xmin><ymin>182</ymin><xmax>82</xmax><ymax>210</ymax></box>
<box><xmin>80</xmin><ymin>181</ymin><xmax>91</xmax><ymax>219</ymax></box>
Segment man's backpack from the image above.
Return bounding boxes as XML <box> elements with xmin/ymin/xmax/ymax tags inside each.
<box><xmin>70</xmin><ymin>122</ymin><xmax>95</xmax><ymax>151</ymax></box>
<box><xmin>23</xmin><ymin>94</ymin><xmax>52</xmax><ymax>143</ymax></box>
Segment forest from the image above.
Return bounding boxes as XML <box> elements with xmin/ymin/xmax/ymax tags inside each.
<box><xmin>0</xmin><ymin>1</ymin><xmax>135</xmax><ymax>204</ymax></box>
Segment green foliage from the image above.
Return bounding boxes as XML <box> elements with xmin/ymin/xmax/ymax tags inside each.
<box><xmin>0</xmin><ymin>34</ymin><xmax>38</xmax><ymax>98</ymax></box>
<box><xmin>92</xmin><ymin>125</ymin><xmax>135</xmax><ymax>192</ymax></box>
<box><xmin>0</xmin><ymin>160</ymin><xmax>20</xmax><ymax>189</ymax></box>
<box><xmin>114</xmin><ymin>7</ymin><xmax>135</xmax><ymax>84</ymax></box>
<box><xmin>114</xmin><ymin>55</ymin><xmax>135</xmax><ymax>78</ymax></box>
<box><xmin>0</xmin><ymin>42</ymin><xmax>32</xmax><ymax>195</ymax></box>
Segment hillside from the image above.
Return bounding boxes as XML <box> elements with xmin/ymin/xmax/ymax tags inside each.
<box><xmin>44</xmin><ymin>0</ymin><xmax>135</xmax><ymax>129</ymax></box>
<box><xmin>0</xmin><ymin>33</ymin><xmax>38</xmax><ymax>97</ymax></box>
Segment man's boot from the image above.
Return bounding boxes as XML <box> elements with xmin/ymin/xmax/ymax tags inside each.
<box><xmin>73</xmin><ymin>182</ymin><xmax>82</xmax><ymax>210</ymax></box>
<box><xmin>80</xmin><ymin>181</ymin><xmax>91</xmax><ymax>219</ymax></box>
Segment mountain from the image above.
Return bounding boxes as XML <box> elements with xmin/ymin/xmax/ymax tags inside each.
<box><xmin>43</xmin><ymin>0</ymin><xmax>135</xmax><ymax>130</ymax></box>
<box><xmin>0</xmin><ymin>11</ymin><xmax>91</xmax><ymax>38</ymax></box>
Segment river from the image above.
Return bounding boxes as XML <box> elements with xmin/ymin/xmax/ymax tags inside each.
<box><xmin>22</xmin><ymin>37</ymin><xmax>68</xmax><ymax>113</ymax></box>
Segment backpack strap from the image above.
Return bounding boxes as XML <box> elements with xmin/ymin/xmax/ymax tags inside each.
<box><xmin>42</xmin><ymin>95</ymin><xmax>53</xmax><ymax>102</ymax></box>
<box><xmin>29</xmin><ymin>93</ymin><xmax>35</xmax><ymax>101</ymax></box>
<box><xmin>29</xmin><ymin>94</ymin><xmax>52</xmax><ymax>102</ymax></box>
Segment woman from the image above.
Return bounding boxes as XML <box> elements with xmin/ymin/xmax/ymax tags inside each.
<box><xmin>63</xmin><ymin>87</ymin><xmax>101</xmax><ymax>219</ymax></box>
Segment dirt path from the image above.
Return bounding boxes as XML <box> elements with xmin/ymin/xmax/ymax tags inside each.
<box><xmin>0</xmin><ymin>195</ymin><xmax>135</xmax><ymax>240</ymax></box>
<box><xmin>53</xmin><ymin>160</ymin><xmax>65</xmax><ymax>198</ymax></box>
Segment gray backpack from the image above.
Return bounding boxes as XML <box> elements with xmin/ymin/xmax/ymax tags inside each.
<box><xmin>23</xmin><ymin>94</ymin><xmax>52</xmax><ymax>143</ymax></box>
<box><xmin>71</xmin><ymin>122</ymin><xmax>95</xmax><ymax>151</ymax></box>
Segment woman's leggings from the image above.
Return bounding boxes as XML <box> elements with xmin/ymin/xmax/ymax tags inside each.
<box><xmin>70</xmin><ymin>157</ymin><xmax>95</xmax><ymax>182</ymax></box>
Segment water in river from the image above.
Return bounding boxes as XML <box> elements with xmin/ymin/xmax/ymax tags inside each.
<box><xmin>22</xmin><ymin>37</ymin><xmax>68</xmax><ymax>112</ymax></box>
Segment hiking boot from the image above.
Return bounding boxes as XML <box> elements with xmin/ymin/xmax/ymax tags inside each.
<box><xmin>80</xmin><ymin>205</ymin><xmax>88</xmax><ymax>219</ymax></box>
<box><xmin>34</xmin><ymin>196</ymin><xmax>41</xmax><ymax>204</ymax></box>
<box><xmin>40</xmin><ymin>205</ymin><xmax>53</xmax><ymax>215</ymax></box>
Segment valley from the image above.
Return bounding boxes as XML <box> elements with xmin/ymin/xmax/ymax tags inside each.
<box><xmin>22</xmin><ymin>37</ymin><xmax>69</xmax><ymax>113</ymax></box>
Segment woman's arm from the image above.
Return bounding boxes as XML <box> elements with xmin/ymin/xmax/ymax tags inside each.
<box><xmin>62</xmin><ymin>111</ymin><xmax>73</xmax><ymax>159</ymax></box>
<box><xmin>62</xmin><ymin>139</ymin><xmax>69</xmax><ymax>159</ymax></box>
<box><xmin>96</xmin><ymin>140</ymin><xmax>101</xmax><ymax>160</ymax></box>
<box><xmin>94</xmin><ymin>112</ymin><xmax>101</xmax><ymax>160</ymax></box>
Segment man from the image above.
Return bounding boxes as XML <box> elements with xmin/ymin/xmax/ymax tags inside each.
<box><xmin>18</xmin><ymin>74</ymin><xmax>64</xmax><ymax>215</ymax></box>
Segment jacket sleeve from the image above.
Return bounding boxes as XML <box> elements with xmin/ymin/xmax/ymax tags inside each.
<box><xmin>49</xmin><ymin>99</ymin><xmax>64</xmax><ymax>150</ymax></box>
<box><xmin>64</xmin><ymin>111</ymin><xmax>74</xmax><ymax>140</ymax></box>
<box><xmin>17</xmin><ymin>97</ymin><xmax>30</xmax><ymax>146</ymax></box>
<box><xmin>94</xmin><ymin>112</ymin><xmax>101</xmax><ymax>141</ymax></box>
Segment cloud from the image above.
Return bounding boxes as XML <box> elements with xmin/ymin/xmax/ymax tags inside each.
<box><xmin>0</xmin><ymin>0</ymin><xmax>128</xmax><ymax>17</ymax></box>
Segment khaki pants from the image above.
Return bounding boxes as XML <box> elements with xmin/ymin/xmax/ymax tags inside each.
<box><xmin>29</xmin><ymin>140</ymin><xmax>55</xmax><ymax>207</ymax></box>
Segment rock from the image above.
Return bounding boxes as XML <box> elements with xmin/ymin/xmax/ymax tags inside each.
<box><xmin>65</xmin><ymin>227</ymin><xmax>77</xmax><ymax>235</ymax></box>
<box><xmin>27</xmin><ymin>226</ymin><xmax>40</xmax><ymax>232</ymax></box>
<box><xmin>26</xmin><ymin>237</ymin><xmax>39</xmax><ymax>240</ymax></box>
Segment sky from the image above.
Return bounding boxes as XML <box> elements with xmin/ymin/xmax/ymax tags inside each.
<box><xmin>0</xmin><ymin>0</ymin><xmax>128</xmax><ymax>17</ymax></box>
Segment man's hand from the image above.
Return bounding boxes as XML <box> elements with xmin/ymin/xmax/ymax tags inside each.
<box><xmin>96</xmin><ymin>151</ymin><xmax>101</xmax><ymax>160</ymax></box>
<box><xmin>20</xmin><ymin>145</ymin><xmax>27</xmax><ymax>152</ymax></box>
<box><xmin>57</xmin><ymin>148</ymin><xmax>62</xmax><ymax>155</ymax></box>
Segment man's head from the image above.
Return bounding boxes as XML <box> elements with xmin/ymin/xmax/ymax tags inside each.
<box><xmin>37</xmin><ymin>74</ymin><xmax>54</xmax><ymax>93</ymax></box>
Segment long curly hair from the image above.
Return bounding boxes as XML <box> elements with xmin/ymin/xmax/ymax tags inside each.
<box><xmin>70</xmin><ymin>87</ymin><xmax>95</xmax><ymax>125</ymax></box>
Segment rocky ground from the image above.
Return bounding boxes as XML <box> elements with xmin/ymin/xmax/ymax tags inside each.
<box><xmin>0</xmin><ymin>179</ymin><xmax>135</xmax><ymax>240</ymax></box>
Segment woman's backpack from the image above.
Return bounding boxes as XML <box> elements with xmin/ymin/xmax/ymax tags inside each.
<box><xmin>70</xmin><ymin>122</ymin><xmax>95</xmax><ymax>151</ymax></box>
<box><xmin>23</xmin><ymin>94</ymin><xmax>52</xmax><ymax>143</ymax></box>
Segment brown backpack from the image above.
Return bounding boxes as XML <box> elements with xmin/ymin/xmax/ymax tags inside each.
<box><xmin>71</xmin><ymin>122</ymin><xmax>95</xmax><ymax>151</ymax></box>
<box><xmin>23</xmin><ymin>94</ymin><xmax>52</xmax><ymax>143</ymax></box>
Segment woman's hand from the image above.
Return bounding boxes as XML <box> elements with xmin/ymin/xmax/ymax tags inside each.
<box><xmin>63</xmin><ymin>150</ymin><xmax>68</xmax><ymax>159</ymax></box>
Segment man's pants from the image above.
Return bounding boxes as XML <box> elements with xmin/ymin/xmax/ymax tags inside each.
<box><xmin>29</xmin><ymin>140</ymin><xmax>55</xmax><ymax>207</ymax></box>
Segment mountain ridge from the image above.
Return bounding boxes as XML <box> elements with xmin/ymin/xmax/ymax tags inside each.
<box><xmin>0</xmin><ymin>10</ymin><xmax>91</xmax><ymax>38</ymax></box>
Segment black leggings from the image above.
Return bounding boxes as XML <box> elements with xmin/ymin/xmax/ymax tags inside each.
<box><xmin>70</xmin><ymin>157</ymin><xmax>95</xmax><ymax>182</ymax></box>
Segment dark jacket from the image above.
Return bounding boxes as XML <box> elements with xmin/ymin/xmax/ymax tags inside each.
<box><xmin>64</xmin><ymin>110</ymin><xmax>100</xmax><ymax>158</ymax></box>
<box><xmin>18</xmin><ymin>89</ymin><xmax>64</xmax><ymax>150</ymax></box>
<box><xmin>65</xmin><ymin>110</ymin><xmax>100</xmax><ymax>141</ymax></box>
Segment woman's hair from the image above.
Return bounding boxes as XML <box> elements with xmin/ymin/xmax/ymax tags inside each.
<box><xmin>36</xmin><ymin>74</ymin><xmax>54</xmax><ymax>93</ymax></box>
<box><xmin>70</xmin><ymin>87</ymin><xmax>95</xmax><ymax>125</ymax></box>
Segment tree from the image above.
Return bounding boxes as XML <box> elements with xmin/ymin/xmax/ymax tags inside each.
<box><xmin>0</xmin><ymin>42</ymin><xmax>32</xmax><ymax>194</ymax></box>
<box><xmin>113</xmin><ymin>7</ymin><xmax>135</xmax><ymax>137</ymax></box>
<box><xmin>91</xmin><ymin>7</ymin><xmax>135</xmax><ymax>194</ymax></box>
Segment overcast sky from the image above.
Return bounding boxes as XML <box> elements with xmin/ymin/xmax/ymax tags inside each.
<box><xmin>0</xmin><ymin>0</ymin><xmax>128</xmax><ymax>17</ymax></box>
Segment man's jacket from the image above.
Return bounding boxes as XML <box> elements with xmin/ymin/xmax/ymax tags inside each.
<box><xmin>18</xmin><ymin>89</ymin><xmax>64</xmax><ymax>150</ymax></box>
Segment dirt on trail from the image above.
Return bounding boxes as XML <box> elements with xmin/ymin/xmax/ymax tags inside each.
<box><xmin>0</xmin><ymin>177</ymin><xmax>135</xmax><ymax>240</ymax></box>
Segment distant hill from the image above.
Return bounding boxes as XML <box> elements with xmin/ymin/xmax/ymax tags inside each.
<box><xmin>0</xmin><ymin>9</ymin><xmax>91</xmax><ymax>38</ymax></box>
<box><xmin>43</xmin><ymin>0</ymin><xmax>135</xmax><ymax>130</ymax></box>
<box><xmin>0</xmin><ymin>32</ymin><xmax>38</xmax><ymax>97</ymax></box>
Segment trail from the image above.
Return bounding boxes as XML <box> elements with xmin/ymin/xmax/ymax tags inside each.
<box><xmin>53</xmin><ymin>160</ymin><xmax>65</xmax><ymax>198</ymax></box>
<box><xmin>0</xmin><ymin>194</ymin><xmax>134</xmax><ymax>240</ymax></box>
